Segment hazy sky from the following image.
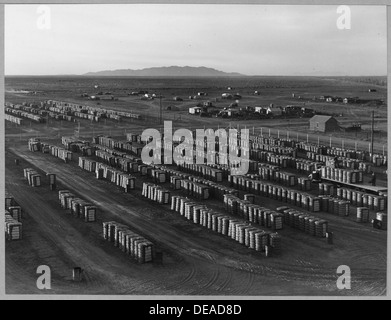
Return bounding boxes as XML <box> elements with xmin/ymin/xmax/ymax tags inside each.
<box><xmin>5</xmin><ymin>4</ymin><xmax>387</xmax><ymax>76</ymax></box>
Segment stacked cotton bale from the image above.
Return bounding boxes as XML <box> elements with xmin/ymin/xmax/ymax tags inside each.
<box><xmin>334</xmin><ymin>188</ymin><xmax>386</xmax><ymax>212</ymax></box>
<box><xmin>142</xmin><ymin>183</ymin><xmax>171</xmax><ymax>204</ymax></box>
<box><xmin>170</xmin><ymin>196</ymin><xmax>281</xmax><ymax>255</ymax></box>
<box><xmin>58</xmin><ymin>190</ymin><xmax>96</xmax><ymax>222</ymax></box>
<box><xmin>28</xmin><ymin>138</ymin><xmax>41</xmax><ymax>152</ymax></box>
<box><xmin>5</xmin><ymin>212</ymin><xmax>22</xmax><ymax>241</ymax></box>
<box><xmin>24</xmin><ymin>168</ymin><xmax>41</xmax><ymax>187</ymax></box>
<box><xmin>103</xmin><ymin>221</ymin><xmax>154</xmax><ymax>263</ymax></box>
<box><xmin>5</xmin><ymin>114</ymin><xmax>23</xmax><ymax>125</ymax></box>
<box><xmin>229</xmin><ymin>176</ymin><xmax>321</xmax><ymax>213</ymax></box>
<box><xmin>78</xmin><ymin>157</ymin><xmax>97</xmax><ymax>172</ymax></box>
<box><xmin>278</xmin><ymin>207</ymin><xmax>328</xmax><ymax>238</ymax></box>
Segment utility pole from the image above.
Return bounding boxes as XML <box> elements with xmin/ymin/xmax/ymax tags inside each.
<box><xmin>370</xmin><ymin>111</ymin><xmax>374</xmax><ymax>156</ymax></box>
<box><xmin>159</xmin><ymin>95</ymin><xmax>163</xmax><ymax>125</ymax></box>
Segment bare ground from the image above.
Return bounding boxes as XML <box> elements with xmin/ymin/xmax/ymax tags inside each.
<box><xmin>5</xmin><ymin>142</ymin><xmax>387</xmax><ymax>296</ymax></box>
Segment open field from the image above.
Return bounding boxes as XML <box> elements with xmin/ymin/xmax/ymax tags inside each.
<box><xmin>5</xmin><ymin>76</ymin><xmax>387</xmax><ymax>147</ymax></box>
<box><xmin>4</xmin><ymin>76</ymin><xmax>387</xmax><ymax>296</ymax></box>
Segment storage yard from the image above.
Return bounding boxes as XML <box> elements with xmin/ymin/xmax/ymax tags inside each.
<box><xmin>4</xmin><ymin>76</ymin><xmax>387</xmax><ymax>296</ymax></box>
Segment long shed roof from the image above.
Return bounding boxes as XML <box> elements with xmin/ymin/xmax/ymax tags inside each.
<box><xmin>310</xmin><ymin>115</ymin><xmax>334</xmax><ymax>123</ymax></box>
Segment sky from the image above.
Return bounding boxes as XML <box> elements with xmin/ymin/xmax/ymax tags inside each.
<box><xmin>4</xmin><ymin>4</ymin><xmax>387</xmax><ymax>76</ymax></box>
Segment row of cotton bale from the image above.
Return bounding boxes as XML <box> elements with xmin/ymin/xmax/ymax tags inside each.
<box><xmin>48</xmin><ymin>145</ymin><xmax>73</xmax><ymax>162</ymax></box>
<box><xmin>5</xmin><ymin>212</ymin><xmax>22</xmax><ymax>241</ymax></box>
<box><xmin>258</xmin><ymin>164</ymin><xmax>311</xmax><ymax>190</ymax></box>
<box><xmin>4</xmin><ymin>192</ymin><xmax>23</xmax><ymax>241</ymax></box>
<box><xmin>93</xmin><ymin>136</ymin><xmax>144</xmax><ymax>157</ymax></box>
<box><xmin>5</xmin><ymin>114</ymin><xmax>23</xmax><ymax>125</ymax></box>
<box><xmin>94</xmin><ymin>148</ymin><xmax>142</xmax><ymax>175</ymax></box>
<box><xmin>58</xmin><ymin>190</ymin><xmax>96</xmax><ymax>222</ymax></box>
<box><xmin>169</xmin><ymin>177</ymin><xmax>210</xmax><ymax>200</ymax></box>
<box><xmin>62</xmin><ymin>137</ymin><xmax>94</xmax><ymax>156</ymax></box>
<box><xmin>29</xmin><ymin>139</ymin><xmax>73</xmax><ymax>162</ymax></box>
<box><xmin>170</xmin><ymin>196</ymin><xmax>281</xmax><ymax>255</ymax></box>
<box><xmin>297</xmin><ymin>142</ymin><xmax>364</xmax><ymax>159</ymax></box>
<box><xmin>250</xmin><ymin>143</ymin><xmax>295</xmax><ymax>156</ymax></box>
<box><xmin>45</xmin><ymin>100</ymin><xmax>141</xmax><ymax>120</ymax></box>
<box><xmin>228</xmin><ymin>175</ymin><xmax>321</xmax><ymax>212</ymax></box>
<box><xmin>23</xmin><ymin>168</ymin><xmax>57</xmax><ymax>189</ymax></box>
<box><xmin>5</xmin><ymin>106</ymin><xmax>44</xmax><ymax>122</ymax></box>
<box><xmin>92</xmin><ymin>144</ymin><xmax>143</xmax><ymax>172</ymax></box>
<box><xmin>103</xmin><ymin>221</ymin><xmax>154</xmax><ymax>263</ymax></box>
<box><xmin>335</xmin><ymin>188</ymin><xmax>386</xmax><ymax>212</ymax></box>
<box><xmin>249</xmin><ymin>136</ymin><xmax>296</xmax><ymax>148</ymax></box>
<box><xmin>92</xmin><ymin>142</ymin><xmax>142</xmax><ymax>165</ymax></box>
<box><xmin>306</xmin><ymin>152</ymin><xmax>372</xmax><ymax>172</ymax></box>
<box><xmin>95</xmin><ymin>163</ymin><xmax>136</xmax><ymax>192</ymax></box>
<box><xmin>23</xmin><ymin>168</ymin><xmax>41</xmax><ymax>187</ymax></box>
<box><xmin>249</xmin><ymin>151</ymin><xmax>318</xmax><ymax>173</ymax></box>
<box><xmin>318</xmin><ymin>183</ymin><xmax>387</xmax><ymax>211</ymax></box>
<box><xmin>142</xmin><ymin>183</ymin><xmax>171</xmax><ymax>204</ymax></box>
<box><xmin>258</xmin><ymin>164</ymin><xmax>298</xmax><ymax>187</ymax></box>
<box><xmin>152</xmin><ymin>165</ymin><xmax>239</xmax><ymax>201</ymax></box>
<box><xmin>317</xmin><ymin>196</ymin><xmax>350</xmax><ymax>216</ymax></box>
<box><xmin>275</xmin><ymin>206</ymin><xmax>329</xmax><ymax>238</ymax></box>
<box><xmin>176</xmin><ymin>163</ymin><xmax>224</xmax><ymax>182</ymax></box>
<box><xmin>78</xmin><ymin>157</ymin><xmax>97</xmax><ymax>172</ymax></box>
<box><xmin>223</xmin><ymin>194</ymin><xmax>284</xmax><ymax>231</ymax></box>
<box><xmin>78</xmin><ymin>152</ymin><xmax>136</xmax><ymax>193</ymax></box>
<box><xmin>320</xmin><ymin>167</ymin><xmax>364</xmax><ymax>184</ymax></box>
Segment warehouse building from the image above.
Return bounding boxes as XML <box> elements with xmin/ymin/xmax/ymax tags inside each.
<box><xmin>309</xmin><ymin>115</ymin><xmax>340</xmax><ymax>133</ymax></box>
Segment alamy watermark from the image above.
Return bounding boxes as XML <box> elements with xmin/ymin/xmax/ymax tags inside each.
<box><xmin>37</xmin><ymin>5</ymin><xmax>51</xmax><ymax>30</ymax></box>
<box><xmin>36</xmin><ymin>265</ymin><xmax>51</xmax><ymax>290</ymax></box>
<box><xmin>337</xmin><ymin>265</ymin><xmax>351</xmax><ymax>290</ymax></box>
<box><xmin>337</xmin><ymin>5</ymin><xmax>351</xmax><ymax>30</ymax></box>
<box><xmin>141</xmin><ymin>121</ymin><xmax>250</xmax><ymax>176</ymax></box>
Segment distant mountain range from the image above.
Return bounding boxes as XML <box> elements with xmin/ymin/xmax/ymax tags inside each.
<box><xmin>83</xmin><ymin>66</ymin><xmax>244</xmax><ymax>77</ymax></box>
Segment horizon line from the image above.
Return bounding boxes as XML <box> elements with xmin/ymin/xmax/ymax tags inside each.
<box><xmin>5</xmin><ymin>74</ymin><xmax>387</xmax><ymax>77</ymax></box>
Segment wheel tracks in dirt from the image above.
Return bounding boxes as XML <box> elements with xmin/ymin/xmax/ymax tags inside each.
<box><xmin>164</xmin><ymin>262</ymin><xmax>198</xmax><ymax>293</ymax></box>
<box><xmin>8</xmin><ymin>148</ymin><xmax>242</xmax><ymax>294</ymax></box>
<box><xmin>7</xmin><ymin>146</ymin><xmax>387</xmax><ymax>296</ymax></box>
<box><xmin>5</xmin><ymin>159</ymin><xmax>161</xmax><ymax>293</ymax></box>
<box><xmin>11</xmin><ymin>148</ymin><xmax>259</xmax><ymax>272</ymax></box>
<box><xmin>228</xmin><ymin>262</ymin><xmax>255</xmax><ymax>296</ymax></box>
<box><xmin>190</xmin><ymin>254</ymin><xmax>221</xmax><ymax>295</ymax></box>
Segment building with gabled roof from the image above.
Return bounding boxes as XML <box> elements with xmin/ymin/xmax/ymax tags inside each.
<box><xmin>309</xmin><ymin>115</ymin><xmax>340</xmax><ymax>132</ymax></box>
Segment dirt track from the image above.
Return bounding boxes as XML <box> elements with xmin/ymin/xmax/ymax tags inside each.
<box><xmin>5</xmin><ymin>143</ymin><xmax>387</xmax><ymax>296</ymax></box>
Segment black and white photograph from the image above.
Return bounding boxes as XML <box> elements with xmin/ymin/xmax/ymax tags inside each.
<box><xmin>2</xmin><ymin>3</ymin><xmax>388</xmax><ymax>299</ymax></box>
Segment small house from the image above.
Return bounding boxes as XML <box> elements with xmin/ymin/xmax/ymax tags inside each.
<box><xmin>309</xmin><ymin>115</ymin><xmax>339</xmax><ymax>133</ymax></box>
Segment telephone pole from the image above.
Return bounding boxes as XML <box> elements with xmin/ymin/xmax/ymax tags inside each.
<box><xmin>370</xmin><ymin>111</ymin><xmax>374</xmax><ymax>156</ymax></box>
<box><xmin>159</xmin><ymin>95</ymin><xmax>163</xmax><ymax>125</ymax></box>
